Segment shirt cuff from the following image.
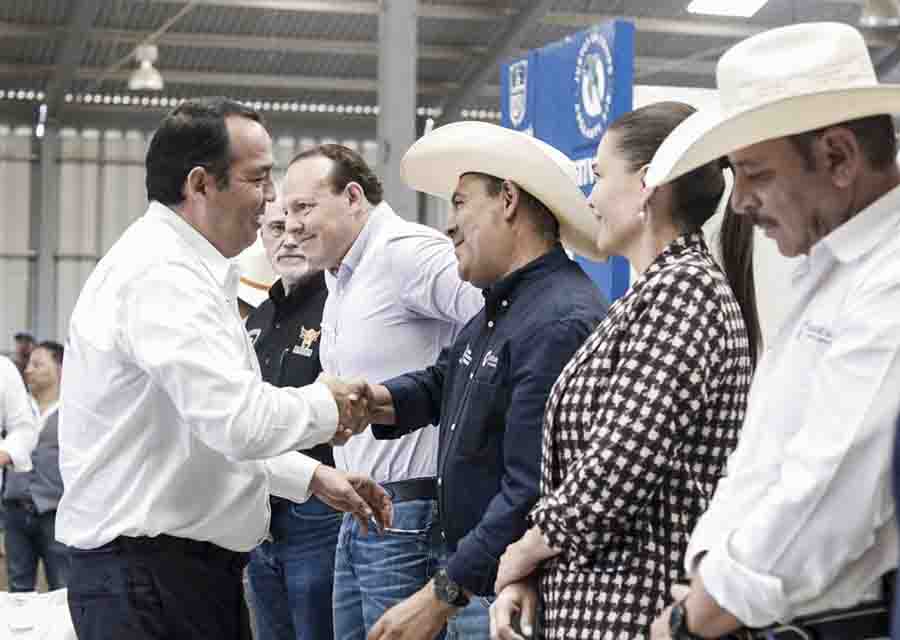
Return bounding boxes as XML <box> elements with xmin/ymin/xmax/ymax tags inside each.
<box><xmin>699</xmin><ymin>534</ymin><xmax>789</xmax><ymax>627</ymax></box>
<box><xmin>265</xmin><ymin>452</ymin><xmax>321</xmax><ymax>503</ymax></box>
<box><xmin>446</xmin><ymin>542</ymin><xmax>499</xmax><ymax>597</ymax></box>
<box><xmin>0</xmin><ymin>439</ymin><xmax>33</xmax><ymax>472</ymax></box>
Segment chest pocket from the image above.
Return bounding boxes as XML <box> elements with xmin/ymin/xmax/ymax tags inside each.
<box><xmin>456</xmin><ymin>379</ymin><xmax>508</xmax><ymax>460</ymax></box>
<box><xmin>279</xmin><ymin>349</ymin><xmax>321</xmax><ymax>387</ymax></box>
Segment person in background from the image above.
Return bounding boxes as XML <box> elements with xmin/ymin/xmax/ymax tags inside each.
<box><xmin>3</xmin><ymin>341</ymin><xmax>69</xmax><ymax>591</ymax></box>
<box><xmin>243</xmin><ymin>196</ymin><xmax>341</xmax><ymax>640</ymax></box>
<box><xmin>12</xmin><ymin>333</ymin><xmax>34</xmax><ymax>381</ymax></box>
<box><xmin>490</xmin><ymin>101</ymin><xmax>757</xmax><ymax>640</ymax></box>
<box><xmin>360</xmin><ymin>121</ymin><xmax>609</xmax><ymax>640</ymax></box>
<box><xmin>645</xmin><ymin>22</ymin><xmax>900</xmax><ymax>640</ymax></box>
<box><xmin>279</xmin><ymin>143</ymin><xmax>483</xmax><ymax>640</ymax></box>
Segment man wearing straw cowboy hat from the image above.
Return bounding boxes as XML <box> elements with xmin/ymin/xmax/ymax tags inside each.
<box><xmin>360</xmin><ymin>121</ymin><xmax>609</xmax><ymax>640</ymax></box>
<box><xmin>645</xmin><ymin>22</ymin><xmax>900</xmax><ymax>640</ymax></box>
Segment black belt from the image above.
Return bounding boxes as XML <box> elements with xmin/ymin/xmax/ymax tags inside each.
<box><xmin>735</xmin><ymin>603</ymin><xmax>890</xmax><ymax>640</ymax></box>
<box><xmin>382</xmin><ymin>477</ymin><xmax>437</xmax><ymax>503</ymax></box>
<box><xmin>92</xmin><ymin>534</ymin><xmax>249</xmax><ymax>574</ymax></box>
<box><xmin>2</xmin><ymin>498</ymin><xmax>36</xmax><ymax>514</ymax></box>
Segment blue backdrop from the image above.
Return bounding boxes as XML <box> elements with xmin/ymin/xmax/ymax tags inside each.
<box><xmin>500</xmin><ymin>20</ymin><xmax>634</xmax><ymax>301</ymax></box>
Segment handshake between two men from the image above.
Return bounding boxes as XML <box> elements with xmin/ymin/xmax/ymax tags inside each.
<box><xmin>303</xmin><ymin>373</ymin><xmax>395</xmax><ymax>536</ymax></box>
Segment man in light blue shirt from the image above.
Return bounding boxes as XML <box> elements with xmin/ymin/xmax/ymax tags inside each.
<box><xmin>281</xmin><ymin>144</ymin><xmax>483</xmax><ymax>640</ymax></box>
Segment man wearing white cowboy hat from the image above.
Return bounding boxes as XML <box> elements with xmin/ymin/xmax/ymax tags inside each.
<box><xmin>646</xmin><ymin>22</ymin><xmax>900</xmax><ymax>640</ymax></box>
<box><xmin>359</xmin><ymin>121</ymin><xmax>609</xmax><ymax>640</ymax></box>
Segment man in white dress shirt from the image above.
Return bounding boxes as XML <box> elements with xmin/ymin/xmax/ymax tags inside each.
<box><xmin>642</xmin><ymin>23</ymin><xmax>900</xmax><ymax>640</ymax></box>
<box><xmin>56</xmin><ymin>97</ymin><xmax>390</xmax><ymax>640</ymax></box>
<box><xmin>280</xmin><ymin>144</ymin><xmax>483</xmax><ymax>639</ymax></box>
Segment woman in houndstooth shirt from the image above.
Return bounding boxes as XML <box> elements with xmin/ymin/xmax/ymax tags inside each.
<box><xmin>491</xmin><ymin>102</ymin><xmax>760</xmax><ymax>640</ymax></box>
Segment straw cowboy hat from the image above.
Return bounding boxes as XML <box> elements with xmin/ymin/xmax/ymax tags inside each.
<box><xmin>401</xmin><ymin>121</ymin><xmax>603</xmax><ymax>260</ymax></box>
<box><xmin>646</xmin><ymin>22</ymin><xmax>900</xmax><ymax>188</ymax></box>
<box><xmin>233</xmin><ymin>235</ymin><xmax>277</xmax><ymax>308</ymax></box>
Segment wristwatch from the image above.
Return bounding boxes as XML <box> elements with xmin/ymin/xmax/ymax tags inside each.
<box><xmin>433</xmin><ymin>569</ymin><xmax>470</xmax><ymax>608</ymax></box>
<box><xmin>669</xmin><ymin>600</ymin><xmax>703</xmax><ymax>640</ymax></box>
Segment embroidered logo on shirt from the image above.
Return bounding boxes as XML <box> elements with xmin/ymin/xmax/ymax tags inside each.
<box><xmin>482</xmin><ymin>350</ymin><xmax>499</xmax><ymax>369</ymax></box>
<box><xmin>247</xmin><ymin>328</ymin><xmax>262</xmax><ymax>346</ymax></box>
<box><xmin>460</xmin><ymin>344</ymin><xmax>473</xmax><ymax>367</ymax></box>
<box><xmin>293</xmin><ymin>326</ymin><xmax>321</xmax><ymax>357</ymax></box>
<box><xmin>799</xmin><ymin>321</ymin><xmax>833</xmax><ymax>345</ymax></box>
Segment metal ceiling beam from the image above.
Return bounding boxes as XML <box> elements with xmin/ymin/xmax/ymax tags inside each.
<box><xmin>144</xmin><ymin>0</ymin><xmax>508</xmax><ymax>20</ymax></box>
<box><xmin>44</xmin><ymin>0</ymin><xmax>103</xmax><ymax>119</ymax></box>
<box><xmin>437</xmin><ymin>0</ymin><xmax>553</xmax><ymax>123</ymax></box>
<box><xmin>0</xmin><ymin>22</ymin><xmax>478</xmax><ymax>61</ymax></box>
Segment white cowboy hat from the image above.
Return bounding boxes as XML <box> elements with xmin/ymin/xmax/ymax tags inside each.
<box><xmin>401</xmin><ymin>121</ymin><xmax>603</xmax><ymax>260</ymax></box>
<box><xmin>646</xmin><ymin>22</ymin><xmax>900</xmax><ymax>188</ymax></box>
<box><xmin>233</xmin><ymin>234</ymin><xmax>277</xmax><ymax>308</ymax></box>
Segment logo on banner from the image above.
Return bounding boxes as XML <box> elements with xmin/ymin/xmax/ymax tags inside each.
<box><xmin>508</xmin><ymin>60</ymin><xmax>528</xmax><ymax>127</ymax></box>
<box><xmin>574</xmin><ymin>31</ymin><xmax>614</xmax><ymax>140</ymax></box>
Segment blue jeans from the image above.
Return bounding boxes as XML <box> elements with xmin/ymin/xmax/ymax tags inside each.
<box><xmin>2</xmin><ymin>503</ymin><xmax>69</xmax><ymax>591</ymax></box>
<box><xmin>246</xmin><ymin>496</ymin><xmax>341</xmax><ymax>640</ymax></box>
<box><xmin>333</xmin><ymin>498</ymin><xmax>440</xmax><ymax>640</ymax></box>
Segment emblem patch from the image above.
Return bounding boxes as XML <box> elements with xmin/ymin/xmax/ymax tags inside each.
<box><xmin>293</xmin><ymin>326</ymin><xmax>321</xmax><ymax>357</ymax></box>
<box><xmin>460</xmin><ymin>344</ymin><xmax>473</xmax><ymax>367</ymax></box>
<box><xmin>574</xmin><ymin>30</ymin><xmax>614</xmax><ymax>140</ymax></box>
<box><xmin>508</xmin><ymin>59</ymin><xmax>528</xmax><ymax>128</ymax></box>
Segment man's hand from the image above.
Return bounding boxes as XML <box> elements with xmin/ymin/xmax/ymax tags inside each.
<box><xmin>318</xmin><ymin>374</ymin><xmax>371</xmax><ymax>436</ymax></box>
<box><xmin>368</xmin><ymin>582</ymin><xmax>456</xmax><ymax>640</ymax></box>
<box><xmin>0</xmin><ymin>450</ymin><xmax>11</xmax><ymax>467</ymax></box>
<box><xmin>495</xmin><ymin>527</ymin><xmax>559</xmax><ymax>594</ymax></box>
<box><xmin>490</xmin><ymin>578</ymin><xmax>539</xmax><ymax>640</ymax></box>
<box><xmin>309</xmin><ymin>465</ymin><xmax>393</xmax><ymax>536</ymax></box>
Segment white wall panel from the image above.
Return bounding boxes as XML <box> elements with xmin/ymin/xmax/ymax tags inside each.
<box><xmin>0</xmin><ymin>126</ymin><xmax>33</xmax><ymax>353</ymax></box>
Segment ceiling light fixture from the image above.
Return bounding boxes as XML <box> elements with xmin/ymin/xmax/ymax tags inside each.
<box><xmin>128</xmin><ymin>44</ymin><xmax>164</xmax><ymax>92</ymax></box>
<box><xmin>860</xmin><ymin>0</ymin><xmax>900</xmax><ymax>28</ymax></box>
<box><xmin>686</xmin><ymin>0</ymin><xmax>769</xmax><ymax>18</ymax></box>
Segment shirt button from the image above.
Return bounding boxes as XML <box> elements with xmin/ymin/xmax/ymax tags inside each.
<box><xmin>469</xmin><ymin>373</ymin><xmax>474</xmax><ymax>379</ymax></box>
<box><xmin>437</xmin><ymin>477</ymin><xmax>443</xmax><ymax>487</ymax></box>
<box><xmin>275</xmin><ymin>323</ymin><xmax>280</xmax><ymax>329</ymax></box>
<box><xmin>450</xmin><ymin>423</ymin><xmax>456</xmax><ymax>432</ymax></box>
<box><xmin>502</xmin><ymin>300</ymin><xmax>509</xmax><ymax>307</ymax></box>
<box><xmin>264</xmin><ymin>357</ymin><xmax>271</xmax><ymax>366</ymax></box>
<box><xmin>488</xmin><ymin>321</ymin><xmax>494</xmax><ymax>328</ymax></box>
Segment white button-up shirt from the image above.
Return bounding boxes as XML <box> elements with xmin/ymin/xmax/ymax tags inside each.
<box><xmin>321</xmin><ymin>202</ymin><xmax>483</xmax><ymax>482</ymax></box>
<box><xmin>57</xmin><ymin>202</ymin><xmax>339</xmax><ymax>552</ymax></box>
<box><xmin>0</xmin><ymin>356</ymin><xmax>38</xmax><ymax>492</ymax></box>
<box><xmin>687</xmin><ymin>184</ymin><xmax>900</xmax><ymax>626</ymax></box>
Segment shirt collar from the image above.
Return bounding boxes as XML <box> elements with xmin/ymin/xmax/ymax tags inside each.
<box><xmin>39</xmin><ymin>401</ymin><xmax>59</xmax><ymax>422</ymax></box>
<box><xmin>817</xmin><ymin>182</ymin><xmax>900</xmax><ymax>265</ymax></box>
<box><xmin>269</xmin><ymin>271</ymin><xmax>327</xmax><ymax>312</ymax></box>
<box><xmin>336</xmin><ymin>202</ymin><xmax>392</xmax><ymax>277</ymax></box>
<box><xmin>629</xmin><ymin>231</ymin><xmax>708</xmax><ymax>296</ymax></box>
<box><xmin>146</xmin><ymin>201</ymin><xmax>240</xmax><ymax>295</ymax></box>
<box><xmin>483</xmin><ymin>244</ymin><xmax>570</xmax><ymax>319</ymax></box>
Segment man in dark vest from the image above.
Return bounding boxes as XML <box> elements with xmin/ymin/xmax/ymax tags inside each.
<box><xmin>3</xmin><ymin>340</ymin><xmax>68</xmax><ymax>591</ymax></box>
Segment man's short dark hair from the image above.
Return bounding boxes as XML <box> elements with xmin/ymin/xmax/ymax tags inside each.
<box><xmin>289</xmin><ymin>144</ymin><xmax>383</xmax><ymax>205</ymax></box>
<box><xmin>145</xmin><ymin>97</ymin><xmax>266</xmax><ymax>206</ymax></box>
<box><xmin>36</xmin><ymin>340</ymin><xmax>64</xmax><ymax>367</ymax></box>
<box><xmin>466</xmin><ymin>172</ymin><xmax>560</xmax><ymax>242</ymax></box>
<box><xmin>788</xmin><ymin>114</ymin><xmax>897</xmax><ymax>172</ymax></box>
<box><xmin>14</xmin><ymin>332</ymin><xmax>33</xmax><ymax>343</ymax></box>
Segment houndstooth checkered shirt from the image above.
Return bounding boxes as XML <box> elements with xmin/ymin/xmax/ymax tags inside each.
<box><xmin>529</xmin><ymin>233</ymin><xmax>753</xmax><ymax>639</ymax></box>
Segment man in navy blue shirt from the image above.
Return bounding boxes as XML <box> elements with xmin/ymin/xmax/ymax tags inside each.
<box><xmin>359</xmin><ymin>122</ymin><xmax>609</xmax><ymax>640</ymax></box>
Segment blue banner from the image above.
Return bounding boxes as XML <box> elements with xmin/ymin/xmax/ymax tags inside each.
<box><xmin>501</xmin><ymin>20</ymin><xmax>634</xmax><ymax>301</ymax></box>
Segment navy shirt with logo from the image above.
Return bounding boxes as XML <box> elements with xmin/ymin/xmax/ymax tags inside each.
<box><xmin>374</xmin><ymin>246</ymin><xmax>609</xmax><ymax>595</ymax></box>
<box><xmin>245</xmin><ymin>271</ymin><xmax>334</xmax><ymax>468</ymax></box>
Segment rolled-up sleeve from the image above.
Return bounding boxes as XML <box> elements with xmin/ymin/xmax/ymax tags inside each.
<box><xmin>389</xmin><ymin>233</ymin><xmax>483</xmax><ymax>327</ymax></box>
<box><xmin>0</xmin><ymin>357</ymin><xmax>37</xmax><ymax>471</ymax></box>
<box><xmin>696</xmin><ymin>271</ymin><xmax>900</xmax><ymax>627</ymax></box>
<box><xmin>447</xmin><ymin>318</ymin><xmax>593</xmax><ymax>595</ymax></box>
<box><xmin>125</xmin><ymin>263</ymin><xmax>338</xmax><ymax>461</ymax></box>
